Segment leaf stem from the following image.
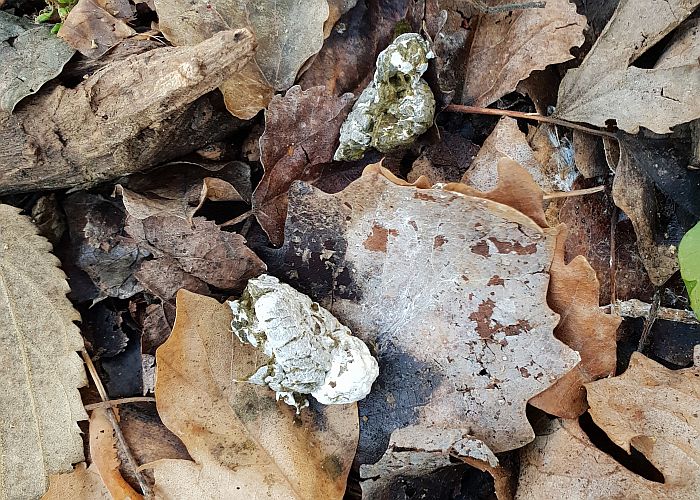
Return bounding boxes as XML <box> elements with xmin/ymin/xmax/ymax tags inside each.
<box><xmin>543</xmin><ymin>185</ymin><xmax>606</xmax><ymax>200</ymax></box>
<box><xmin>444</xmin><ymin>104</ymin><xmax>618</xmax><ymax>139</ymax></box>
<box><xmin>84</xmin><ymin>397</ymin><xmax>156</xmax><ymax>411</ymax></box>
<box><xmin>81</xmin><ymin>351</ymin><xmax>154</xmax><ymax>499</ymax></box>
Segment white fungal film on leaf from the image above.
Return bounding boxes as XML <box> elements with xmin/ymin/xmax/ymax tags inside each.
<box><xmin>229</xmin><ymin>274</ymin><xmax>379</xmax><ymax>411</ymax></box>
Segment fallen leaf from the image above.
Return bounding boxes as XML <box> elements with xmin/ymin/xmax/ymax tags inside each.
<box><xmin>529</xmin><ymin>227</ymin><xmax>621</xmax><ymax>418</ymax></box>
<box><xmin>517</xmin><ymin>350</ymin><xmax>700</xmax><ymax>498</ymax></box>
<box><xmin>125</xmin><ymin>215</ymin><xmax>266</xmax><ymax>296</ymax></box>
<box><xmin>269</xmin><ymin>160</ymin><xmax>581</xmax><ymax>464</ymax></box>
<box><xmin>555</xmin><ymin>0</ymin><xmax>700</xmax><ymax>133</ymax></box>
<box><xmin>63</xmin><ymin>192</ymin><xmax>148</xmax><ymax>301</ymax></box>
<box><xmin>298</xmin><ymin>0</ymin><xmax>412</xmax><ymax>95</ymax></box>
<box><xmin>59</xmin><ymin>0</ymin><xmax>136</xmax><ymax>59</ymax></box>
<box><xmin>0</xmin><ymin>11</ymin><xmax>75</xmax><ymax>112</ymax></box>
<box><xmin>460</xmin><ymin>0</ymin><xmax>585</xmax><ymax>107</ymax></box>
<box><xmin>154</xmin><ymin>0</ymin><xmax>274</xmax><ymax>119</ymax></box>
<box><xmin>407</xmin><ymin>129</ymin><xmax>480</xmax><ymax>184</ymax></box>
<box><xmin>42</xmin><ymin>463</ymin><xmax>110</xmax><ymax>500</ymax></box>
<box><xmin>31</xmin><ymin>193</ymin><xmax>67</xmax><ymax>246</ymax></box>
<box><xmin>324</xmin><ymin>0</ymin><xmax>358</xmax><ymax>38</ymax></box>
<box><xmin>0</xmin><ymin>204</ymin><xmax>88</xmax><ymax>499</ymax></box>
<box><xmin>253</xmin><ymin>85</ymin><xmax>354</xmax><ymax>245</ymax></box>
<box><xmin>141</xmin><ymin>303</ymin><xmax>174</xmax><ymax>354</ymax></box>
<box><xmin>151</xmin><ymin>290</ymin><xmax>358</xmax><ymax>498</ymax></box>
<box><xmin>611</xmin><ymin>139</ymin><xmax>679</xmax><ymax>285</ymax></box>
<box><xmin>89</xmin><ymin>408</ymin><xmax>144</xmax><ymax>500</ymax></box>
<box><xmin>118</xmin><ymin>160</ymin><xmax>252</xmax><ymax>219</ymax></box>
<box><xmin>572</xmin><ymin>131</ymin><xmax>608</xmax><ymax>178</ymax></box>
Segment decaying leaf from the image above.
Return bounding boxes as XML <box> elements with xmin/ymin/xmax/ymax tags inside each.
<box><xmin>460</xmin><ymin>0</ymin><xmax>585</xmax><ymax>107</ymax></box>
<box><xmin>42</xmin><ymin>463</ymin><xmax>110</xmax><ymax>500</ymax></box>
<box><xmin>518</xmin><ymin>350</ymin><xmax>700</xmax><ymax>499</ymax></box>
<box><xmin>0</xmin><ymin>204</ymin><xmax>88</xmax><ymax>499</ymax></box>
<box><xmin>463</xmin><ymin>117</ymin><xmax>575</xmax><ymax>193</ymax></box>
<box><xmin>63</xmin><ymin>192</ymin><xmax>148</xmax><ymax>301</ymax></box>
<box><xmin>556</xmin><ymin>0</ymin><xmax>700</xmax><ymax>133</ymax></box>
<box><xmin>0</xmin><ymin>11</ymin><xmax>75</xmax><ymax>112</ymax></box>
<box><xmin>253</xmin><ymin>85</ymin><xmax>354</xmax><ymax>245</ymax></box>
<box><xmin>151</xmin><ymin>290</ymin><xmax>358</xmax><ymax>499</ymax></box>
<box><xmin>529</xmin><ymin>228</ymin><xmax>620</xmax><ymax>418</ymax></box>
<box><xmin>89</xmin><ymin>408</ymin><xmax>143</xmax><ymax>500</ymax></box>
<box><xmin>269</xmin><ymin>160</ymin><xmax>582</xmax><ymax>464</ymax></box>
<box><xmin>124</xmin><ymin>215</ymin><xmax>266</xmax><ymax>297</ymax></box>
<box><xmin>611</xmin><ymin>139</ymin><xmax>679</xmax><ymax>285</ymax></box>
<box><xmin>59</xmin><ymin>0</ymin><xmax>136</xmax><ymax>59</ymax></box>
<box><xmin>115</xmin><ymin>160</ymin><xmax>250</xmax><ymax>222</ymax></box>
<box><xmin>324</xmin><ymin>0</ymin><xmax>358</xmax><ymax>38</ymax></box>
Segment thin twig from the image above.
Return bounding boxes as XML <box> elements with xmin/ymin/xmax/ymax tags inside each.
<box><xmin>81</xmin><ymin>351</ymin><xmax>154</xmax><ymax>499</ymax></box>
<box><xmin>607</xmin><ymin>298</ymin><xmax>698</xmax><ymax>325</ymax></box>
<box><xmin>444</xmin><ymin>104</ymin><xmax>618</xmax><ymax>138</ymax></box>
<box><xmin>470</xmin><ymin>0</ymin><xmax>546</xmax><ymax>13</ymax></box>
<box><xmin>221</xmin><ymin>210</ymin><xmax>252</xmax><ymax>227</ymax></box>
<box><xmin>637</xmin><ymin>291</ymin><xmax>660</xmax><ymax>353</ymax></box>
<box><xmin>542</xmin><ymin>185</ymin><xmax>605</xmax><ymax>200</ymax></box>
<box><xmin>609</xmin><ymin>205</ymin><xmax>618</xmax><ymax>305</ymax></box>
<box><xmin>84</xmin><ymin>397</ymin><xmax>156</xmax><ymax>411</ymax></box>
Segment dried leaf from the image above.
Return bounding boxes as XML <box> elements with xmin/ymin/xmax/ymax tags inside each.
<box><xmin>298</xmin><ymin>0</ymin><xmax>412</xmax><ymax>95</ymax></box>
<box><xmin>253</xmin><ymin>85</ymin><xmax>354</xmax><ymax>245</ymax></box>
<box><xmin>154</xmin><ymin>0</ymin><xmax>274</xmax><ymax>119</ymax></box>
<box><xmin>463</xmin><ymin>117</ymin><xmax>557</xmax><ymax>192</ymax></box>
<box><xmin>151</xmin><ymin>290</ymin><xmax>358</xmax><ymax>499</ymax></box>
<box><xmin>517</xmin><ymin>351</ymin><xmax>700</xmax><ymax>498</ymax></box>
<box><xmin>89</xmin><ymin>408</ymin><xmax>143</xmax><ymax>500</ymax></box>
<box><xmin>59</xmin><ymin>0</ymin><xmax>136</xmax><ymax>59</ymax></box>
<box><xmin>529</xmin><ymin>228</ymin><xmax>621</xmax><ymax>418</ymax></box>
<box><xmin>42</xmin><ymin>463</ymin><xmax>110</xmax><ymax>500</ymax></box>
<box><xmin>269</xmin><ymin>161</ymin><xmax>581</xmax><ymax>464</ymax></box>
<box><xmin>63</xmin><ymin>192</ymin><xmax>148</xmax><ymax>301</ymax></box>
<box><xmin>125</xmin><ymin>215</ymin><xmax>266</xmax><ymax>296</ymax></box>
<box><xmin>611</xmin><ymin>139</ymin><xmax>679</xmax><ymax>285</ymax></box>
<box><xmin>324</xmin><ymin>0</ymin><xmax>358</xmax><ymax>38</ymax></box>
<box><xmin>0</xmin><ymin>11</ymin><xmax>75</xmax><ymax>112</ymax></box>
<box><xmin>555</xmin><ymin>0</ymin><xmax>700</xmax><ymax>133</ymax></box>
<box><xmin>460</xmin><ymin>0</ymin><xmax>585</xmax><ymax>107</ymax></box>
<box><xmin>0</xmin><ymin>204</ymin><xmax>87</xmax><ymax>499</ymax></box>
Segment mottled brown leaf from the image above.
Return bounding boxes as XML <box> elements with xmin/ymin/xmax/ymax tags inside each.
<box><xmin>253</xmin><ymin>85</ymin><xmax>354</xmax><ymax>245</ymax></box>
<box><xmin>151</xmin><ymin>290</ymin><xmax>358</xmax><ymax>499</ymax></box>
<box><xmin>270</xmin><ymin>161</ymin><xmax>580</xmax><ymax>465</ymax></box>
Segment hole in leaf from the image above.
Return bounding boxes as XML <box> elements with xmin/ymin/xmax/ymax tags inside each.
<box><xmin>578</xmin><ymin>412</ymin><xmax>665</xmax><ymax>483</ymax></box>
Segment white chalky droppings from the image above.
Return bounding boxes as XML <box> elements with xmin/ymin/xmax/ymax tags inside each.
<box><xmin>229</xmin><ymin>274</ymin><xmax>379</xmax><ymax>412</ymax></box>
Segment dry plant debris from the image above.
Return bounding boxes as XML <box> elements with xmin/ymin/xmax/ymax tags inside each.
<box><xmin>1</xmin><ymin>0</ymin><xmax>698</xmax><ymax>498</ymax></box>
<box><xmin>0</xmin><ymin>205</ymin><xmax>87</xmax><ymax>499</ymax></box>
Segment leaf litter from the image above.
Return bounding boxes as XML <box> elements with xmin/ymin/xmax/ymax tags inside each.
<box><xmin>1</xmin><ymin>0</ymin><xmax>699</xmax><ymax>498</ymax></box>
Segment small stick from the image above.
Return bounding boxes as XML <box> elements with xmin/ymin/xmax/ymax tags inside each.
<box><xmin>81</xmin><ymin>351</ymin><xmax>154</xmax><ymax>499</ymax></box>
<box><xmin>607</xmin><ymin>298</ymin><xmax>698</xmax><ymax>325</ymax></box>
<box><xmin>444</xmin><ymin>104</ymin><xmax>618</xmax><ymax>139</ymax></box>
<box><xmin>221</xmin><ymin>210</ymin><xmax>252</xmax><ymax>227</ymax></box>
<box><xmin>637</xmin><ymin>291</ymin><xmax>660</xmax><ymax>352</ymax></box>
<box><xmin>469</xmin><ymin>0</ymin><xmax>546</xmax><ymax>13</ymax></box>
<box><xmin>543</xmin><ymin>185</ymin><xmax>605</xmax><ymax>200</ymax></box>
<box><xmin>84</xmin><ymin>397</ymin><xmax>156</xmax><ymax>411</ymax></box>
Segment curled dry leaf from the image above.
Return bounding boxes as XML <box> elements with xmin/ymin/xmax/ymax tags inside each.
<box><xmin>0</xmin><ymin>204</ymin><xmax>88</xmax><ymax>499</ymax></box>
<box><xmin>269</xmin><ymin>160</ymin><xmax>581</xmax><ymax>464</ymax></box>
<box><xmin>89</xmin><ymin>408</ymin><xmax>143</xmax><ymax>500</ymax></box>
<box><xmin>59</xmin><ymin>0</ymin><xmax>136</xmax><ymax>59</ymax></box>
<box><xmin>460</xmin><ymin>0</ymin><xmax>585</xmax><ymax>107</ymax></box>
<box><xmin>555</xmin><ymin>0</ymin><xmax>700</xmax><ymax>133</ymax></box>
<box><xmin>517</xmin><ymin>350</ymin><xmax>700</xmax><ymax>499</ymax></box>
<box><xmin>253</xmin><ymin>85</ymin><xmax>354</xmax><ymax>245</ymax></box>
<box><xmin>528</xmin><ymin>227</ymin><xmax>621</xmax><ymax>418</ymax></box>
<box><xmin>151</xmin><ymin>290</ymin><xmax>358</xmax><ymax>499</ymax></box>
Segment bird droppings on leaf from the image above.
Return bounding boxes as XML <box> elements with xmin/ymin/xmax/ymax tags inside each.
<box><xmin>229</xmin><ymin>274</ymin><xmax>379</xmax><ymax>412</ymax></box>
